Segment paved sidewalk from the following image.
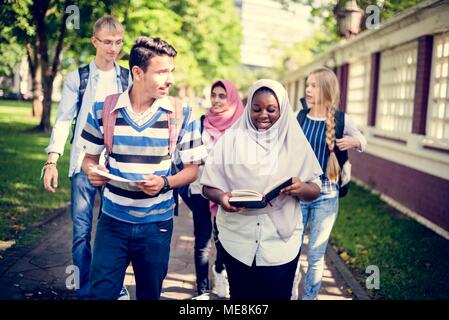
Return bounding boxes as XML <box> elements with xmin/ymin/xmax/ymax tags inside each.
<box><xmin>0</xmin><ymin>198</ymin><xmax>365</xmax><ymax>300</ymax></box>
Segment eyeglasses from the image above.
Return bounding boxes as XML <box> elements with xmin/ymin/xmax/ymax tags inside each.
<box><xmin>95</xmin><ymin>36</ymin><xmax>124</xmax><ymax>47</ymax></box>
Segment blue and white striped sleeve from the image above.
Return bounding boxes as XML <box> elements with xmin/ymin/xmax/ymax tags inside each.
<box><xmin>77</xmin><ymin>102</ymin><xmax>105</xmax><ymax>155</ymax></box>
<box><xmin>177</xmin><ymin>109</ymin><xmax>207</xmax><ymax>164</ymax></box>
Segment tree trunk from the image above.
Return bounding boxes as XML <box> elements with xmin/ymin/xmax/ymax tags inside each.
<box><xmin>26</xmin><ymin>43</ymin><xmax>43</xmax><ymax>118</ymax></box>
<box><xmin>33</xmin><ymin>0</ymin><xmax>70</xmax><ymax>132</ymax></box>
<box><xmin>39</xmin><ymin>74</ymin><xmax>53</xmax><ymax>132</ymax></box>
<box><xmin>32</xmin><ymin>64</ymin><xmax>43</xmax><ymax>119</ymax></box>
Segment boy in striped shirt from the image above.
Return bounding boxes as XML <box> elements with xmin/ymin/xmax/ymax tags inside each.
<box><xmin>78</xmin><ymin>36</ymin><xmax>207</xmax><ymax>300</ymax></box>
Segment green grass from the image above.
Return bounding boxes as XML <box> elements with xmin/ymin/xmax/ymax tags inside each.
<box><xmin>331</xmin><ymin>183</ymin><xmax>449</xmax><ymax>300</ymax></box>
<box><xmin>0</xmin><ymin>100</ymin><xmax>71</xmax><ymax>241</ymax></box>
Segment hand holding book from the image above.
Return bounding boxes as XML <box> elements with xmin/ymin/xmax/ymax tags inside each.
<box><xmin>219</xmin><ymin>192</ymin><xmax>244</xmax><ymax>213</ymax></box>
<box><xmin>228</xmin><ymin>177</ymin><xmax>294</xmax><ymax>208</ymax></box>
<box><xmin>279</xmin><ymin>177</ymin><xmax>304</xmax><ymax>197</ymax></box>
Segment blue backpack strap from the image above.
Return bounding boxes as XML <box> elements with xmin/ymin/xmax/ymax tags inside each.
<box><xmin>335</xmin><ymin>111</ymin><xmax>345</xmax><ymax>139</ymax></box>
<box><xmin>334</xmin><ymin>111</ymin><xmax>349</xmax><ymax>197</ymax></box>
<box><xmin>119</xmin><ymin>66</ymin><xmax>129</xmax><ymax>91</ymax></box>
<box><xmin>77</xmin><ymin>64</ymin><xmax>90</xmax><ymax>114</ymax></box>
<box><xmin>296</xmin><ymin>108</ymin><xmax>310</xmax><ymax>128</ymax></box>
<box><xmin>299</xmin><ymin>97</ymin><xmax>309</xmax><ymax>110</ymax></box>
<box><xmin>200</xmin><ymin>114</ymin><xmax>205</xmax><ymax>134</ymax></box>
<box><xmin>70</xmin><ymin>64</ymin><xmax>90</xmax><ymax>144</ymax></box>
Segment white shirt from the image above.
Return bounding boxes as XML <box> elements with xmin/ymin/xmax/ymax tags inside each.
<box><xmin>45</xmin><ymin>61</ymin><xmax>130</xmax><ymax>177</ymax></box>
<box><xmin>94</xmin><ymin>68</ymin><xmax>118</xmax><ymax>102</ymax></box>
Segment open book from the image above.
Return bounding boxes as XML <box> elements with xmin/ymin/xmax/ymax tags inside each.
<box><xmin>228</xmin><ymin>177</ymin><xmax>293</xmax><ymax>208</ymax></box>
<box><xmin>91</xmin><ymin>167</ymin><xmax>146</xmax><ymax>183</ymax></box>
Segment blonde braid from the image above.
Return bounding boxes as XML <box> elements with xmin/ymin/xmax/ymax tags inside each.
<box><xmin>325</xmin><ymin>105</ymin><xmax>340</xmax><ymax>183</ymax></box>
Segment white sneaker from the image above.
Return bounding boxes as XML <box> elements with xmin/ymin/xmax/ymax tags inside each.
<box><xmin>192</xmin><ymin>292</ymin><xmax>210</xmax><ymax>300</ymax></box>
<box><xmin>212</xmin><ymin>265</ymin><xmax>229</xmax><ymax>298</ymax></box>
<box><xmin>117</xmin><ymin>286</ymin><xmax>130</xmax><ymax>300</ymax></box>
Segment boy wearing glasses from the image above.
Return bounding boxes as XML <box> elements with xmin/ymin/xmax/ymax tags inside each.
<box><xmin>43</xmin><ymin>16</ymin><xmax>131</xmax><ymax>300</ymax></box>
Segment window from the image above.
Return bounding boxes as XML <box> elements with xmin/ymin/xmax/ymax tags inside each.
<box><xmin>427</xmin><ymin>32</ymin><xmax>449</xmax><ymax>142</ymax></box>
<box><xmin>377</xmin><ymin>41</ymin><xmax>418</xmax><ymax>133</ymax></box>
<box><xmin>346</xmin><ymin>58</ymin><xmax>371</xmax><ymax>127</ymax></box>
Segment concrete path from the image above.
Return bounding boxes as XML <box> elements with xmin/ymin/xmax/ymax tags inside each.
<box><xmin>0</xmin><ymin>198</ymin><xmax>368</xmax><ymax>300</ymax></box>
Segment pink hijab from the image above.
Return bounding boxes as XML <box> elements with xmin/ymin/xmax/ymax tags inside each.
<box><xmin>204</xmin><ymin>80</ymin><xmax>244</xmax><ymax>215</ymax></box>
<box><xmin>203</xmin><ymin>80</ymin><xmax>244</xmax><ymax>142</ymax></box>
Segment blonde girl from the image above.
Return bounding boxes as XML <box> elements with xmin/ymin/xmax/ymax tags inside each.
<box><xmin>292</xmin><ymin>67</ymin><xmax>367</xmax><ymax>300</ymax></box>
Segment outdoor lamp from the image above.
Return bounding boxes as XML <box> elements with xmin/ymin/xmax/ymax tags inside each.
<box><xmin>334</xmin><ymin>0</ymin><xmax>364</xmax><ymax>39</ymax></box>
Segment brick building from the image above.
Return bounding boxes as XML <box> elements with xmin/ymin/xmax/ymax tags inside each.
<box><xmin>285</xmin><ymin>0</ymin><xmax>449</xmax><ymax>239</ymax></box>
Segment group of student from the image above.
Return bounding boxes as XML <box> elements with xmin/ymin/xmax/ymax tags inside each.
<box><xmin>42</xmin><ymin>15</ymin><xmax>366</xmax><ymax>301</ymax></box>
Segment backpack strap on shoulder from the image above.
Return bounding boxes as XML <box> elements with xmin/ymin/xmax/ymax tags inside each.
<box><xmin>296</xmin><ymin>108</ymin><xmax>310</xmax><ymax>127</ymax></box>
<box><xmin>119</xmin><ymin>66</ymin><xmax>129</xmax><ymax>92</ymax></box>
<box><xmin>102</xmin><ymin>93</ymin><xmax>121</xmax><ymax>155</ymax></box>
<box><xmin>70</xmin><ymin>64</ymin><xmax>90</xmax><ymax>144</ymax></box>
<box><xmin>335</xmin><ymin>111</ymin><xmax>345</xmax><ymax>139</ymax></box>
<box><xmin>167</xmin><ymin>97</ymin><xmax>185</xmax><ymax>156</ymax></box>
<box><xmin>299</xmin><ymin>97</ymin><xmax>309</xmax><ymax>110</ymax></box>
<box><xmin>77</xmin><ymin>64</ymin><xmax>90</xmax><ymax>113</ymax></box>
<box><xmin>200</xmin><ymin>115</ymin><xmax>206</xmax><ymax>134</ymax></box>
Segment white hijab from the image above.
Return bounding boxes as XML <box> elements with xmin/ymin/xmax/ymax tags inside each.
<box><xmin>200</xmin><ymin>79</ymin><xmax>322</xmax><ymax>240</ymax></box>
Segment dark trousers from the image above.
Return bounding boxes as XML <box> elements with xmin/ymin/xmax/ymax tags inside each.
<box><xmin>221</xmin><ymin>245</ymin><xmax>299</xmax><ymax>300</ymax></box>
<box><xmin>190</xmin><ymin>194</ymin><xmax>226</xmax><ymax>294</ymax></box>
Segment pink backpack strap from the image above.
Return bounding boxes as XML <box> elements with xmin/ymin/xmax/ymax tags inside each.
<box><xmin>167</xmin><ymin>97</ymin><xmax>184</xmax><ymax>155</ymax></box>
<box><xmin>102</xmin><ymin>93</ymin><xmax>121</xmax><ymax>155</ymax></box>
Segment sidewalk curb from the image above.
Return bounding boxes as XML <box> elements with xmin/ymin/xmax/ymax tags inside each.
<box><xmin>326</xmin><ymin>245</ymin><xmax>371</xmax><ymax>300</ymax></box>
<box><xmin>15</xmin><ymin>203</ymin><xmax>69</xmax><ymax>240</ymax></box>
<box><xmin>0</xmin><ymin>205</ymin><xmax>70</xmax><ymax>278</ymax></box>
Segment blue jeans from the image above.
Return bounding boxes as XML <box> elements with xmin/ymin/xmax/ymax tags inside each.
<box><xmin>300</xmin><ymin>194</ymin><xmax>339</xmax><ymax>299</ymax></box>
<box><xmin>190</xmin><ymin>194</ymin><xmax>226</xmax><ymax>294</ymax></box>
<box><xmin>70</xmin><ymin>171</ymin><xmax>100</xmax><ymax>299</ymax></box>
<box><xmin>89</xmin><ymin>214</ymin><xmax>173</xmax><ymax>300</ymax></box>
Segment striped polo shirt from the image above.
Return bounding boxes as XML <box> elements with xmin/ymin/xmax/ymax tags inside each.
<box><xmin>301</xmin><ymin>114</ymin><xmax>338</xmax><ymax>195</ymax></box>
<box><xmin>78</xmin><ymin>90</ymin><xmax>207</xmax><ymax>224</ymax></box>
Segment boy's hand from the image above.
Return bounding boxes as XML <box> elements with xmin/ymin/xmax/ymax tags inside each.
<box><xmin>43</xmin><ymin>166</ymin><xmax>59</xmax><ymax>193</ymax></box>
<box><xmin>135</xmin><ymin>175</ymin><xmax>165</xmax><ymax>196</ymax></box>
<box><xmin>87</xmin><ymin>165</ymin><xmax>110</xmax><ymax>187</ymax></box>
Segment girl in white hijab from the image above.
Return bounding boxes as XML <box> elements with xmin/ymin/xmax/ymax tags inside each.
<box><xmin>200</xmin><ymin>79</ymin><xmax>322</xmax><ymax>300</ymax></box>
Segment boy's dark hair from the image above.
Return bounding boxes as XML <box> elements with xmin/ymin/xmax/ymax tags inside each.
<box><xmin>129</xmin><ymin>36</ymin><xmax>177</xmax><ymax>75</ymax></box>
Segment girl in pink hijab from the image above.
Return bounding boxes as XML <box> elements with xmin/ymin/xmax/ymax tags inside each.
<box><xmin>185</xmin><ymin>80</ymin><xmax>244</xmax><ymax>300</ymax></box>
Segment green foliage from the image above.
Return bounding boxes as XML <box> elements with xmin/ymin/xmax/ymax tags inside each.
<box><xmin>0</xmin><ymin>41</ymin><xmax>24</xmax><ymax>77</ymax></box>
<box><xmin>274</xmin><ymin>0</ymin><xmax>427</xmax><ymax>76</ymax></box>
<box><xmin>332</xmin><ymin>183</ymin><xmax>449</xmax><ymax>299</ymax></box>
<box><xmin>0</xmin><ymin>100</ymin><xmax>71</xmax><ymax>241</ymax></box>
<box><xmin>1</xmin><ymin>0</ymin><xmax>242</xmax><ymax>95</ymax></box>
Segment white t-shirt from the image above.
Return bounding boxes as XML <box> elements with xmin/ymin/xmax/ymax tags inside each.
<box><xmin>95</xmin><ymin>68</ymin><xmax>118</xmax><ymax>102</ymax></box>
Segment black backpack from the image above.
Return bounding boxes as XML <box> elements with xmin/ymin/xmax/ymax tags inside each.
<box><xmin>173</xmin><ymin>115</ymin><xmax>206</xmax><ymax>216</ymax></box>
<box><xmin>296</xmin><ymin>98</ymin><xmax>349</xmax><ymax>198</ymax></box>
<box><xmin>70</xmin><ymin>64</ymin><xmax>130</xmax><ymax>144</ymax></box>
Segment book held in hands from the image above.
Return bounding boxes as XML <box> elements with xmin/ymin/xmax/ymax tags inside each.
<box><xmin>228</xmin><ymin>177</ymin><xmax>294</xmax><ymax>208</ymax></box>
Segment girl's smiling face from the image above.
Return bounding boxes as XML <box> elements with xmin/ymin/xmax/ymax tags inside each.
<box><xmin>250</xmin><ymin>90</ymin><xmax>280</xmax><ymax>130</ymax></box>
<box><xmin>210</xmin><ymin>85</ymin><xmax>228</xmax><ymax>113</ymax></box>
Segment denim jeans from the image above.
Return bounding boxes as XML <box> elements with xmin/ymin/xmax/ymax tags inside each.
<box><xmin>190</xmin><ymin>194</ymin><xmax>226</xmax><ymax>294</ymax></box>
<box><xmin>89</xmin><ymin>214</ymin><xmax>173</xmax><ymax>300</ymax></box>
<box><xmin>300</xmin><ymin>194</ymin><xmax>339</xmax><ymax>299</ymax></box>
<box><xmin>70</xmin><ymin>171</ymin><xmax>100</xmax><ymax>299</ymax></box>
